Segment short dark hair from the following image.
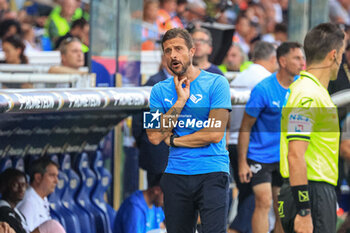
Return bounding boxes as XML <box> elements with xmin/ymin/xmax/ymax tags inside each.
<box><xmin>0</xmin><ymin>168</ymin><xmax>26</xmax><ymax>198</ymax></box>
<box><xmin>3</xmin><ymin>35</ymin><xmax>28</xmax><ymax>64</ymax></box>
<box><xmin>148</xmin><ymin>174</ymin><xmax>162</xmax><ymax>188</ymax></box>
<box><xmin>177</xmin><ymin>0</ymin><xmax>187</xmax><ymax>4</ymax></box>
<box><xmin>276</xmin><ymin>42</ymin><xmax>303</xmax><ymax>64</ymax></box>
<box><xmin>275</xmin><ymin>23</ymin><xmax>287</xmax><ymax>33</ymax></box>
<box><xmin>29</xmin><ymin>157</ymin><xmax>59</xmax><ymax>183</ymax></box>
<box><xmin>71</xmin><ymin>18</ymin><xmax>88</xmax><ymax>30</ymax></box>
<box><xmin>161</xmin><ymin>28</ymin><xmax>194</xmax><ymax>51</ymax></box>
<box><xmin>252</xmin><ymin>41</ymin><xmax>276</xmax><ymax>61</ymax></box>
<box><xmin>0</xmin><ymin>19</ymin><xmax>21</xmax><ymax>39</ymax></box>
<box><xmin>304</xmin><ymin>23</ymin><xmax>345</xmax><ymax>65</ymax></box>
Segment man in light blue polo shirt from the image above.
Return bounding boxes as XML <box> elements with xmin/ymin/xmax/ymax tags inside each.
<box><xmin>146</xmin><ymin>28</ymin><xmax>231</xmax><ymax>233</ymax></box>
<box><xmin>238</xmin><ymin>42</ymin><xmax>305</xmax><ymax>233</ymax></box>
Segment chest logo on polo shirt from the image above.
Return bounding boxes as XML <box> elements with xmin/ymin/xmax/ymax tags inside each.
<box><xmin>190</xmin><ymin>94</ymin><xmax>202</xmax><ymax>104</ymax></box>
<box><xmin>272</xmin><ymin>101</ymin><xmax>280</xmax><ymax>107</ymax></box>
<box><xmin>164</xmin><ymin>98</ymin><xmax>173</xmax><ymax>105</ymax></box>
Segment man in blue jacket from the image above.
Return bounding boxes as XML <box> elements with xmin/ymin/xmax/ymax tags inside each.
<box><xmin>114</xmin><ymin>175</ymin><xmax>164</xmax><ymax>233</ymax></box>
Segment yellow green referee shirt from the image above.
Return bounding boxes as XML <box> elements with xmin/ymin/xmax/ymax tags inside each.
<box><xmin>280</xmin><ymin>71</ymin><xmax>339</xmax><ymax>186</ymax></box>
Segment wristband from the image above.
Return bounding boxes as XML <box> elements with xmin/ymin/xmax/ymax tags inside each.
<box><xmin>291</xmin><ymin>185</ymin><xmax>311</xmax><ymax>211</ymax></box>
<box><xmin>170</xmin><ymin>134</ymin><xmax>179</xmax><ymax>147</ymax></box>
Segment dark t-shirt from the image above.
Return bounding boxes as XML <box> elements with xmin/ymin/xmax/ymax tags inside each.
<box><xmin>54</xmin><ymin>32</ymin><xmax>73</xmax><ymax>50</ymax></box>
<box><xmin>0</xmin><ymin>206</ymin><xmax>26</xmax><ymax>233</ymax></box>
<box><xmin>205</xmin><ymin>64</ymin><xmax>225</xmax><ymax>76</ymax></box>
<box><xmin>328</xmin><ymin>56</ymin><xmax>350</xmax><ymax>95</ymax></box>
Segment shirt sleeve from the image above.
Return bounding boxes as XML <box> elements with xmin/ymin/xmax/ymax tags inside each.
<box><xmin>121</xmin><ymin>205</ymin><xmax>145</xmax><ymax>233</ymax></box>
<box><xmin>149</xmin><ymin>84</ymin><xmax>165</xmax><ymax>114</ymax></box>
<box><xmin>285</xmin><ymin>96</ymin><xmax>316</xmax><ymax>142</ymax></box>
<box><xmin>210</xmin><ymin>76</ymin><xmax>232</xmax><ymax>111</ymax></box>
<box><xmin>0</xmin><ymin>207</ymin><xmax>26</xmax><ymax>233</ymax></box>
<box><xmin>245</xmin><ymin>84</ymin><xmax>266</xmax><ymax>118</ymax></box>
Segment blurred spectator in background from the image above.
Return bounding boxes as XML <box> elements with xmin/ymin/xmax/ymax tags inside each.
<box><xmin>233</xmin><ymin>14</ymin><xmax>251</xmax><ymax>55</ymax></box>
<box><xmin>1</xmin><ymin>35</ymin><xmax>33</xmax><ymax>88</ymax></box>
<box><xmin>0</xmin><ymin>0</ymin><xmax>10</xmax><ymax>21</ymax></box>
<box><xmin>2</xmin><ymin>35</ymin><xmax>28</xmax><ymax>64</ymax></box>
<box><xmin>176</xmin><ymin>0</ymin><xmax>187</xmax><ymax>27</ymax></box>
<box><xmin>244</xmin><ymin>3</ymin><xmax>265</xmax><ymax>29</ymax></box>
<box><xmin>219</xmin><ymin>43</ymin><xmax>247</xmax><ymax>74</ymax></box>
<box><xmin>17</xmin><ymin>157</ymin><xmax>59</xmax><ymax>232</ymax></box>
<box><xmin>157</xmin><ymin>0</ymin><xmax>183</xmax><ymax>34</ymax></box>
<box><xmin>329</xmin><ymin>0</ymin><xmax>350</xmax><ymax>25</ymax></box>
<box><xmin>262</xmin><ymin>23</ymin><xmax>288</xmax><ymax>45</ymax></box>
<box><xmin>114</xmin><ymin>175</ymin><xmax>165</xmax><ymax>233</ymax></box>
<box><xmin>49</xmin><ymin>37</ymin><xmax>85</xmax><ymax>74</ymax></box>
<box><xmin>54</xmin><ymin>18</ymin><xmax>89</xmax><ymax>52</ymax></box>
<box><xmin>22</xmin><ymin>23</ymin><xmax>40</xmax><ymax>53</ymax></box>
<box><xmin>45</xmin><ymin>0</ymin><xmax>82</xmax><ymax>45</ymax></box>
<box><xmin>0</xmin><ymin>19</ymin><xmax>22</xmax><ymax>48</ymax></box>
<box><xmin>183</xmin><ymin>1</ymin><xmax>206</xmax><ymax>31</ymax></box>
<box><xmin>142</xmin><ymin>0</ymin><xmax>160</xmax><ymax>50</ymax></box>
<box><xmin>329</xmin><ymin>41</ymin><xmax>350</xmax><ymax>95</ymax></box>
<box><xmin>191</xmin><ymin>27</ymin><xmax>224</xmax><ymax>75</ymax></box>
<box><xmin>21</xmin><ymin>0</ymin><xmax>52</xmax><ymax>27</ymax></box>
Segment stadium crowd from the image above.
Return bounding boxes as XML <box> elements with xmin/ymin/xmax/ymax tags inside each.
<box><xmin>1</xmin><ymin>0</ymin><xmax>350</xmax><ymax>233</ymax></box>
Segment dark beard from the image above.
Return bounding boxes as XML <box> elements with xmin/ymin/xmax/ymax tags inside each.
<box><xmin>169</xmin><ymin>60</ymin><xmax>191</xmax><ymax>76</ymax></box>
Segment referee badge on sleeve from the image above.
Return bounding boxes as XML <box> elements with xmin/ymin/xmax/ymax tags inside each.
<box><xmin>288</xmin><ymin>113</ymin><xmax>312</xmax><ymax>133</ymax></box>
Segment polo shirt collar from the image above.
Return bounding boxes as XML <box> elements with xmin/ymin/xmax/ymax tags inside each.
<box><xmin>300</xmin><ymin>71</ymin><xmax>322</xmax><ymax>87</ymax></box>
<box><xmin>28</xmin><ymin>186</ymin><xmax>48</xmax><ymax>203</ymax></box>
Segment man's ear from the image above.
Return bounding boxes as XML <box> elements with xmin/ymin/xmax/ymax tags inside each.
<box><xmin>328</xmin><ymin>49</ymin><xmax>337</xmax><ymax>62</ymax></box>
<box><xmin>279</xmin><ymin>56</ymin><xmax>286</xmax><ymax>68</ymax></box>
<box><xmin>34</xmin><ymin>173</ymin><xmax>42</xmax><ymax>184</ymax></box>
<box><xmin>190</xmin><ymin>47</ymin><xmax>195</xmax><ymax>57</ymax></box>
<box><xmin>61</xmin><ymin>55</ymin><xmax>66</xmax><ymax>64</ymax></box>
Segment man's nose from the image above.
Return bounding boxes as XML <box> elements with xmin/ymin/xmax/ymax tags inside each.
<box><xmin>170</xmin><ymin>50</ymin><xmax>177</xmax><ymax>59</ymax></box>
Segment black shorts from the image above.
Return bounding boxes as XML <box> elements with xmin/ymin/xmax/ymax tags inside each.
<box><xmin>247</xmin><ymin>159</ymin><xmax>283</xmax><ymax>187</ymax></box>
<box><xmin>160</xmin><ymin>172</ymin><xmax>229</xmax><ymax>233</ymax></box>
<box><xmin>278</xmin><ymin>180</ymin><xmax>337</xmax><ymax>233</ymax></box>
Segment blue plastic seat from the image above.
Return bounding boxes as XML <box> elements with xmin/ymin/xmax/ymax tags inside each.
<box><xmin>0</xmin><ymin>157</ymin><xmax>12</xmax><ymax>173</ymax></box>
<box><xmin>91</xmin><ymin>151</ymin><xmax>115</xmax><ymax>232</ymax></box>
<box><xmin>75</xmin><ymin>152</ymin><xmax>111</xmax><ymax>233</ymax></box>
<box><xmin>24</xmin><ymin>154</ymin><xmax>39</xmax><ymax>175</ymax></box>
<box><xmin>11</xmin><ymin>156</ymin><xmax>25</xmax><ymax>172</ymax></box>
<box><xmin>60</xmin><ymin>154</ymin><xmax>95</xmax><ymax>233</ymax></box>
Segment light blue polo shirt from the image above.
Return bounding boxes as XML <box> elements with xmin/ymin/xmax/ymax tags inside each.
<box><xmin>149</xmin><ymin>70</ymin><xmax>232</xmax><ymax>175</ymax></box>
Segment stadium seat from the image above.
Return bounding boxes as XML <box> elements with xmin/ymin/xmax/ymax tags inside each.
<box><xmin>60</xmin><ymin>154</ymin><xmax>95</xmax><ymax>233</ymax></box>
<box><xmin>0</xmin><ymin>157</ymin><xmax>12</xmax><ymax>173</ymax></box>
<box><xmin>91</xmin><ymin>150</ymin><xmax>115</xmax><ymax>231</ymax></box>
<box><xmin>11</xmin><ymin>156</ymin><xmax>25</xmax><ymax>172</ymax></box>
<box><xmin>75</xmin><ymin>152</ymin><xmax>111</xmax><ymax>233</ymax></box>
<box><xmin>24</xmin><ymin>154</ymin><xmax>39</xmax><ymax>175</ymax></box>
